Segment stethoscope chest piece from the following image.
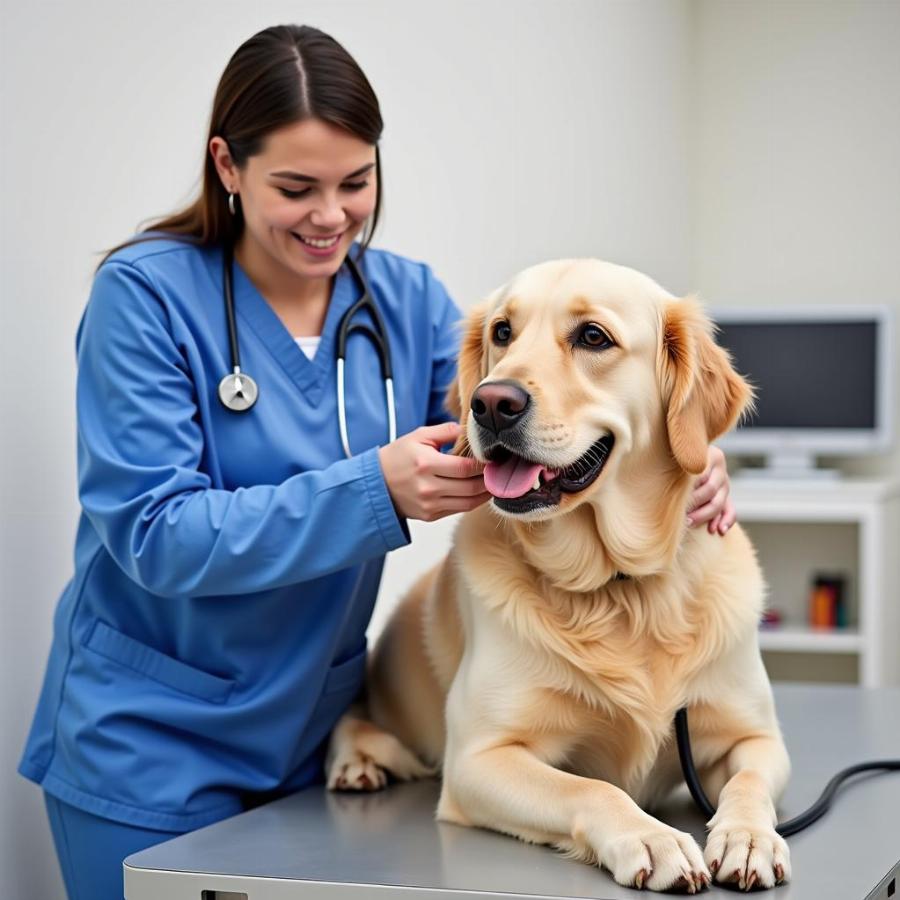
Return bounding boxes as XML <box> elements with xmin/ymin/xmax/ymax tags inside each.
<box><xmin>218</xmin><ymin>369</ymin><xmax>259</xmax><ymax>412</ymax></box>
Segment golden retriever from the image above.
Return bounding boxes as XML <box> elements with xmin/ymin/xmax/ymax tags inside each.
<box><xmin>327</xmin><ymin>258</ymin><xmax>791</xmax><ymax>892</ymax></box>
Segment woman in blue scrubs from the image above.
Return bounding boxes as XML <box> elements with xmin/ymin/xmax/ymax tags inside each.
<box><xmin>18</xmin><ymin>23</ymin><xmax>737</xmax><ymax>900</ymax></box>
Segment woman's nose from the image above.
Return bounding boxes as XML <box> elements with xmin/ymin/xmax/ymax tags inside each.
<box><xmin>309</xmin><ymin>194</ymin><xmax>346</xmax><ymax>230</ymax></box>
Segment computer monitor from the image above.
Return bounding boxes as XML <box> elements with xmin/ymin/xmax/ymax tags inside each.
<box><xmin>710</xmin><ymin>305</ymin><xmax>894</xmax><ymax>477</ymax></box>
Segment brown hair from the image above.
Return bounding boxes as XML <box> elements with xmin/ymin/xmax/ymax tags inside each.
<box><xmin>96</xmin><ymin>24</ymin><xmax>384</xmax><ymax>270</ymax></box>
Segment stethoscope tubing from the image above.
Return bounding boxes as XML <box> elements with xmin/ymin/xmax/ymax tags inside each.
<box><xmin>334</xmin><ymin>260</ymin><xmax>396</xmax><ymax>456</ymax></box>
<box><xmin>219</xmin><ymin>243</ymin><xmax>396</xmax><ymax>457</ymax></box>
<box><xmin>675</xmin><ymin>705</ymin><xmax>900</xmax><ymax>837</ymax></box>
<box><xmin>222</xmin><ymin>243</ymin><xmax>242</xmax><ymax>371</ymax></box>
<box><xmin>218</xmin><ymin>243</ymin><xmax>259</xmax><ymax>412</ymax></box>
<box><xmin>337</xmin><ymin>359</ymin><xmax>396</xmax><ymax>459</ymax></box>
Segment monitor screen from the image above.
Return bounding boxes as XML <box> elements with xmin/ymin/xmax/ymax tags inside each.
<box><xmin>715</xmin><ymin>320</ymin><xmax>879</xmax><ymax>430</ymax></box>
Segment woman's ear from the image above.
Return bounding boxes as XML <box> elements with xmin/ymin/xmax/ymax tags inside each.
<box><xmin>658</xmin><ymin>296</ymin><xmax>754</xmax><ymax>474</ymax></box>
<box><xmin>445</xmin><ymin>304</ymin><xmax>487</xmax><ymax>457</ymax></box>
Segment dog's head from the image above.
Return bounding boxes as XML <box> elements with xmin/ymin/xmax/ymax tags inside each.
<box><xmin>448</xmin><ymin>259</ymin><xmax>752</xmax><ymax>524</ymax></box>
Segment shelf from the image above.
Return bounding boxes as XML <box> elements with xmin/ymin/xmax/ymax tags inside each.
<box><xmin>731</xmin><ymin>477</ymin><xmax>900</xmax><ymax>523</ymax></box>
<box><xmin>758</xmin><ymin>626</ymin><xmax>862</xmax><ymax>653</ymax></box>
<box><xmin>720</xmin><ymin>475</ymin><xmax>900</xmax><ymax>686</ymax></box>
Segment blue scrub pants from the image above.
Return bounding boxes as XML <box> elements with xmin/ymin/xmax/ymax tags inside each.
<box><xmin>44</xmin><ymin>793</ymin><xmax>183</xmax><ymax>900</ymax></box>
<box><xmin>44</xmin><ymin>787</ymin><xmax>298</xmax><ymax>899</ymax></box>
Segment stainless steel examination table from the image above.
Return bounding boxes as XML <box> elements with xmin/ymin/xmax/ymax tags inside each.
<box><xmin>125</xmin><ymin>684</ymin><xmax>900</xmax><ymax>900</ymax></box>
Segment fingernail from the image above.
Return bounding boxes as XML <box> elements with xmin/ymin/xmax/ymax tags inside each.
<box><xmin>685</xmin><ymin>517</ymin><xmax>693</xmax><ymax>527</ymax></box>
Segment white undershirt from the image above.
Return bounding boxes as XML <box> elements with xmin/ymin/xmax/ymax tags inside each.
<box><xmin>294</xmin><ymin>336</ymin><xmax>321</xmax><ymax>361</ymax></box>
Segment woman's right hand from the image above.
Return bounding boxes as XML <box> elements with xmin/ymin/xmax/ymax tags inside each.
<box><xmin>378</xmin><ymin>421</ymin><xmax>491</xmax><ymax>522</ymax></box>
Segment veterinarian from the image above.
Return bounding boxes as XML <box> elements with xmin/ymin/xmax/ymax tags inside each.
<box><xmin>18</xmin><ymin>23</ymin><xmax>738</xmax><ymax>900</ymax></box>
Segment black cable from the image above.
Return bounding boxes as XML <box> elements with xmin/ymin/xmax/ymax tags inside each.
<box><xmin>674</xmin><ymin>707</ymin><xmax>900</xmax><ymax>837</ymax></box>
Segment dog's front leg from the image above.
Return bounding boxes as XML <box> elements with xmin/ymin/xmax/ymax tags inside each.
<box><xmin>440</xmin><ymin>742</ymin><xmax>710</xmax><ymax>893</ymax></box>
<box><xmin>704</xmin><ymin>734</ymin><xmax>791</xmax><ymax>890</ymax></box>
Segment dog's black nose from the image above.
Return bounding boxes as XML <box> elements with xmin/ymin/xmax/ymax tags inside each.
<box><xmin>471</xmin><ymin>380</ymin><xmax>531</xmax><ymax>434</ymax></box>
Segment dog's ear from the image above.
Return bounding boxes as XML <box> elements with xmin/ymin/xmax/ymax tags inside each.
<box><xmin>659</xmin><ymin>296</ymin><xmax>754</xmax><ymax>474</ymax></box>
<box><xmin>445</xmin><ymin>304</ymin><xmax>487</xmax><ymax>457</ymax></box>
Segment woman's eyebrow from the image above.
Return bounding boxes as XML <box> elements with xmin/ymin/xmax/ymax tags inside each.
<box><xmin>269</xmin><ymin>162</ymin><xmax>375</xmax><ymax>183</ymax></box>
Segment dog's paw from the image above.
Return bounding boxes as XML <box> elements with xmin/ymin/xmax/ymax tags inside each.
<box><xmin>327</xmin><ymin>749</ymin><xmax>388</xmax><ymax>792</ymax></box>
<box><xmin>326</xmin><ymin>722</ymin><xmax>436</xmax><ymax>792</ymax></box>
<box><xmin>704</xmin><ymin>823</ymin><xmax>791</xmax><ymax>890</ymax></box>
<box><xmin>603</xmin><ymin>823</ymin><xmax>711</xmax><ymax>893</ymax></box>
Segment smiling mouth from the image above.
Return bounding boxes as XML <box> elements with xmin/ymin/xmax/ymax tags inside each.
<box><xmin>482</xmin><ymin>434</ymin><xmax>615</xmax><ymax>514</ymax></box>
<box><xmin>291</xmin><ymin>232</ymin><xmax>343</xmax><ymax>249</ymax></box>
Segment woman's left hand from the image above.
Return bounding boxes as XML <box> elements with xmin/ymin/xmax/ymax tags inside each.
<box><xmin>686</xmin><ymin>445</ymin><xmax>736</xmax><ymax>536</ymax></box>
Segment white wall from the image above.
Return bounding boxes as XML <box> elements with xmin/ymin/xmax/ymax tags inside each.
<box><xmin>693</xmin><ymin>0</ymin><xmax>900</xmax><ymax>478</ymax></box>
<box><xmin>1</xmin><ymin>2</ymin><xmax>694</xmax><ymax>896</ymax></box>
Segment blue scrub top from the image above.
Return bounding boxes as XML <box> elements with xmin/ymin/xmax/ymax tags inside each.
<box><xmin>18</xmin><ymin>235</ymin><xmax>462</xmax><ymax>832</ymax></box>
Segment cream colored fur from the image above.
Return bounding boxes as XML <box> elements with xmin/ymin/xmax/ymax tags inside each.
<box><xmin>327</xmin><ymin>259</ymin><xmax>791</xmax><ymax>892</ymax></box>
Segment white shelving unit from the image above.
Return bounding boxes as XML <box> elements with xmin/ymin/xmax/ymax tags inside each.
<box><xmin>730</xmin><ymin>477</ymin><xmax>900</xmax><ymax>687</ymax></box>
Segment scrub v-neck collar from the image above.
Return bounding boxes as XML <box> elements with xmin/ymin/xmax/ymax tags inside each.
<box><xmin>228</xmin><ymin>247</ymin><xmax>357</xmax><ymax>406</ymax></box>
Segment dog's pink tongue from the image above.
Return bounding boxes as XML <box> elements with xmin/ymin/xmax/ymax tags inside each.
<box><xmin>483</xmin><ymin>456</ymin><xmax>543</xmax><ymax>499</ymax></box>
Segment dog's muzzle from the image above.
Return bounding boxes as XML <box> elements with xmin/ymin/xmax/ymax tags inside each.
<box><xmin>470</xmin><ymin>380</ymin><xmax>614</xmax><ymax>514</ymax></box>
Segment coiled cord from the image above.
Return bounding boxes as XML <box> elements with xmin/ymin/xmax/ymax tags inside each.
<box><xmin>674</xmin><ymin>707</ymin><xmax>900</xmax><ymax>837</ymax></box>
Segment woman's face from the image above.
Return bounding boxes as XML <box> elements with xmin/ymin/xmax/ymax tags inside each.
<box><xmin>215</xmin><ymin>118</ymin><xmax>378</xmax><ymax>283</ymax></box>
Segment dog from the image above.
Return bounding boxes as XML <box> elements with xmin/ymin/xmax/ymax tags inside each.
<box><xmin>327</xmin><ymin>258</ymin><xmax>791</xmax><ymax>892</ymax></box>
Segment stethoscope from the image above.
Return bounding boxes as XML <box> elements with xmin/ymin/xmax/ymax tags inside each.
<box><xmin>218</xmin><ymin>243</ymin><xmax>397</xmax><ymax>458</ymax></box>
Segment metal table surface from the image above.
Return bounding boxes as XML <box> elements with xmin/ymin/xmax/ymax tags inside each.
<box><xmin>125</xmin><ymin>684</ymin><xmax>900</xmax><ymax>900</ymax></box>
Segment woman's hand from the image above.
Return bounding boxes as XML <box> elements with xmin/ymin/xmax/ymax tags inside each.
<box><xmin>686</xmin><ymin>445</ymin><xmax>736</xmax><ymax>535</ymax></box>
<box><xmin>378</xmin><ymin>421</ymin><xmax>491</xmax><ymax>522</ymax></box>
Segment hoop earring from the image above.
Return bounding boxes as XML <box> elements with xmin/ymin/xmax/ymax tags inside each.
<box><xmin>228</xmin><ymin>192</ymin><xmax>237</xmax><ymax>216</ymax></box>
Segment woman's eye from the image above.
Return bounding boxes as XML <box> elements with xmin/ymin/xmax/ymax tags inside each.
<box><xmin>278</xmin><ymin>187</ymin><xmax>311</xmax><ymax>199</ymax></box>
<box><xmin>492</xmin><ymin>321</ymin><xmax>512</xmax><ymax>345</ymax></box>
<box><xmin>577</xmin><ymin>323</ymin><xmax>614</xmax><ymax>350</ymax></box>
<box><xmin>278</xmin><ymin>181</ymin><xmax>369</xmax><ymax>200</ymax></box>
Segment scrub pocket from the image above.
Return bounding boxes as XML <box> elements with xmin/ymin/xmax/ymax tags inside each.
<box><xmin>84</xmin><ymin>619</ymin><xmax>236</xmax><ymax>704</ymax></box>
<box><xmin>293</xmin><ymin>642</ymin><xmax>368</xmax><ymax>766</ymax></box>
<box><xmin>320</xmin><ymin>642</ymin><xmax>368</xmax><ymax>697</ymax></box>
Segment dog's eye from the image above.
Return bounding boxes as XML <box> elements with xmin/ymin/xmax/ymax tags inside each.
<box><xmin>492</xmin><ymin>321</ymin><xmax>512</xmax><ymax>345</ymax></box>
<box><xmin>577</xmin><ymin>323</ymin><xmax>614</xmax><ymax>350</ymax></box>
